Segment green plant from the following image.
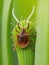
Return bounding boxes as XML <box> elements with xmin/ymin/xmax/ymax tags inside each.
<box><xmin>0</xmin><ymin>0</ymin><xmax>49</xmax><ymax>65</ymax></box>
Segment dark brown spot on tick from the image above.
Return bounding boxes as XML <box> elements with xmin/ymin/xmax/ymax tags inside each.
<box><xmin>17</xmin><ymin>28</ymin><xmax>29</xmax><ymax>48</ymax></box>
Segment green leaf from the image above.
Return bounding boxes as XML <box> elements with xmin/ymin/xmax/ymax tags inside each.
<box><xmin>1</xmin><ymin>0</ymin><xmax>12</xmax><ymax>65</ymax></box>
<box><xmin>35</xmin><ymin>0</ymin><xmax>49</xmax><ymax>65</ymax></box>
<box><xmin>0</xmin><ymin>0</ymin><xmax>4</xmax><ymax>65</ymax></box>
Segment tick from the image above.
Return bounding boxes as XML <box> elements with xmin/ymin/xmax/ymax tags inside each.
<box><xmin>15</xmin><ymin>23</ymin><xmax>29</xmax><ymax>48</ymax></box>
<box><xmin>12</xmin><ymin>6</ymin><xmax>36</xmax><ymax>49</ymax></box>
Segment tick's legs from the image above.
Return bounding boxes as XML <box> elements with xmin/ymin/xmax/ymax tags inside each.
<box><xmin>29</xmin><ymin>44</ymin><xmax>35</xmax><ymax>51</ymax></box>
<box><xmin>29</xmin><ymin>38</ymin><xmax>35</xmax><ymax>47</ymax></box>
<box><xmin>26</xmin><ymin>23</ymin><xmax>29</xmax><ymax>30</ymax></box>
<box><xmin>15</xmin><ymin>23</ymin><xmax>22</xmax><ymax>33</ymax></box>
<box><xmin>18</xmin><ymin>23</ymin><xmax>22</xmax><ymax>30</ymax></box>
<box><xmin>27</xmin><ymin>23</ymin><xmax>29</xmax><ymax>30</ymax></box>
<box><xmin>15</xmin><ymin>27</ymin><xmax>20</xmax><ymax>33</ymax></box>
<box><xmin>12</xmin><ymin>43</ymin><xmax>18</xmax><ymax>51</ymax></box>
<box><xmin>27</xmin><ymin>28</ymin><xmax>34</xmax><ymax>35</ymax></box>
<box><xmin>27</xmin><ymin>28</ymin><xmax>37</xmax><ymax>37</ymax></box>
<box><xmin>12</xmin><ymin>44</ymin><xmax>16</xmax><ymax>51</ymax></box>
<box><xmin>28</xmin><ymin>29</ymin><xmax>32</xmax><ymax>33</ymax></box>
<box><xmin>29</xmin><ymin>38</ymin><xmax>35</xmax><ymax>51</ymax></box>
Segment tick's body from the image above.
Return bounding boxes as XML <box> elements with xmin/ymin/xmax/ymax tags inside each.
<box><xmin>17</xmin><ymin>28</ymin><xmax>29</xmax><ymax>48</ymax></box>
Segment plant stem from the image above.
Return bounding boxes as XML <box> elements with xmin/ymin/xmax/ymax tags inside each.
<box><xmin>1</xmin><ymin>0</ymin><xmax>12</xmax><ymax>65</ymax></box>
